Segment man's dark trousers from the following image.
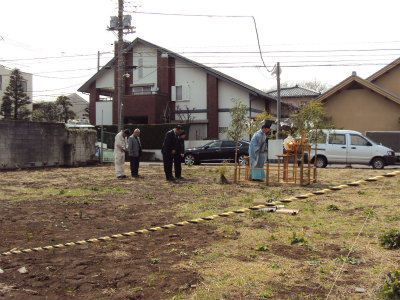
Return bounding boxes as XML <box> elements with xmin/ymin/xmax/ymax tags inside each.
<box><xmin>174</xmin><ymin>155</ymin><xmax>182</xmax><ymax>178</ymax></box>
<box><xmin>130</xmin><ymin>156</ymin><xmax>140</xmax><ymax>177</ymax></box>
<box><xmin>163</xmin><ymin>153</ymin><xmax>174</xmax><ymax>179</ymax></box>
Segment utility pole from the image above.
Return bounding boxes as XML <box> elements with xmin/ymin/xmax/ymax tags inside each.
<box><xmin>117</xmin><ymin>0</ymin><xmax>124</xmax><ymax>132</ymax></box>
<box><xmin>276</xmin><ymin>62</ymin><xmax>281</xmax><ymax>139</ymax></box>
<box><xmin>97</xmin><ymin>51</ymin><xmax>100</xmax><ymax>71</ymax></box>
<box><xmin>107</xmin><ymin>0</ymin><xmax>135</xmax><ymax>131</ymax></box>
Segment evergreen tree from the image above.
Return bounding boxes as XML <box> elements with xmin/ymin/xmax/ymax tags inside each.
<box><xmin>32</xmin><ymin>101</ymin><xmax>61</xmax><ymax>122</ymax></box>
<box><xmin>0</xmin><ymin>69</ymin><xmax>31</xmax><ymax>120</ymax></box>
<box><xmin>56</xmin><ymin>95</ymin><xmax>76</xmax><ymax>123</ymax></box>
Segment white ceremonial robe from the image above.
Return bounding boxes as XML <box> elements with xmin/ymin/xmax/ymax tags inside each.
<box><xmin>114</xmin><ymin>131</ymin><xmax>127</xmax><ymax>177</ymax></box>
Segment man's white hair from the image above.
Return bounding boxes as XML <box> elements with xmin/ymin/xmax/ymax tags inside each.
<box><xmin>134</xmin><ymin>128</ymin><xmax>140</xmax><ymax>133</ymax></box>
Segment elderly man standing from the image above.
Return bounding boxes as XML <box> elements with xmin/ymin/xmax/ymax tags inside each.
<box><xmin>249</xmin><ymin>121</ymin><xmax>272</xmax><ymax>181</ymax></box>
<box><xmin>114</xmin><ymin>129</ymin><xmax>130</xmax><ymax>179</ymax></box>
<box><xmin>128</xmin><ymin>128</ymin><xmax>143</xmax><ymax>178</ymax></box>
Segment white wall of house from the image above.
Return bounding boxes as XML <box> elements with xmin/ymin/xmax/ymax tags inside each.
<box><xmin>218</xmin><ymin>80</ymin><xmax>250</xmax><ymax>140</ymax></box>
<box><xmin>174</xmin><ymin>59</ymin><xmax>207</xmax><ymax>123</ymax></box>
<box><xmin>189</xmin><ymin>123</ymin><xmax>207</xmax><ymax>140</ymax></box>
<box><xmin>96</xmin><ymin>69</ymin><xmax>114</xmax><ymax>89</ymax></box>
<box><xmin>132</xmin><ymin>45</ymin><xmax>158</xmax><ymax>88</ymax></box>
<box><xmin>96</xmin><ymin>101</ymin><xmax>113</xmax><ymax>125</ymax></box>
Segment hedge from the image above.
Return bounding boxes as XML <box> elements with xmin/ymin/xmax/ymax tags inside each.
<box><xmin>95</xmin><ymin>123</ymin><xmax>190</xmax><ymax>149</ymax></box>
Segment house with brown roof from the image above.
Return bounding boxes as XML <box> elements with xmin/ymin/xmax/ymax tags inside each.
<box><xmin>78</xmin><ymin>38</ymin><xmax>292</xmax><ymax>140</ymax></box>
<box><xmin>315</xmin><ymin>59</ymin><xmax>400</xmax><ymax>134</ymax></box>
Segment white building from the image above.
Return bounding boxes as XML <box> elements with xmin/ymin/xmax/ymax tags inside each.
<box><xmin>79</xmin><ymin>38</ymin><xmax>293</xmax><ymax>140</ymax></box>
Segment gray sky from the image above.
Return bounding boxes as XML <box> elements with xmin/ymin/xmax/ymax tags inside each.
<box><xmin>1</xmin><ymin>0</ymin><xmax>400</xmax><ymax>102</ymax></box>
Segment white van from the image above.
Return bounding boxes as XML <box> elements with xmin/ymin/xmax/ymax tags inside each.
<box><xmin>310</xmin><ymin>129</ymin><xmax>396</xmax><ymax>169</ymax></box>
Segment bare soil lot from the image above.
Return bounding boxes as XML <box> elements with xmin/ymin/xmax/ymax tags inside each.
<box><xmin>0</xmin><ymin>164</ymin><xmax>399</xmax><ymax>299</ymax></box>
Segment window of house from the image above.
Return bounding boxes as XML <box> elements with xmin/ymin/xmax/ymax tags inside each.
<box><xmin>176</xmin><ymin>86</ymin><xmax>183</xmax><ymax>101</ymax></box>
<box><xmin>132</xmin><ymin>86</ymin><xmax>152</xmax><ymax>95</ymax></box>
<box><xmin>328</xmin><ymin>134</ymin><xmax>345</xmax><ymax>145</ymax></box>
<box><xmin>218</xmin><ymin>127</ymin><xmax>228</xmax><ymax>134</ymax></box>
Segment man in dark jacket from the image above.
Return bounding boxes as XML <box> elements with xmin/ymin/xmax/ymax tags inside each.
<box><xmin>162</xmin><ymin>125</ymin><xmax>183</xmax><ymax>181</ymax></box>
<box><xmin>174</xmin><ymin>130</ymin><xmax>187</xmax><ymax>180</ymax></box>
<box><xmin>128</xmin><ymin>128</ymin><xmax>142</xmax><ymax>178</ymax></box>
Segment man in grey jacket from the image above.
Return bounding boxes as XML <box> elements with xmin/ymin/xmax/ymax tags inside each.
<box><xmin>128</xmin><ymin>128</ymin><xmax>142</xmax><ymax>178</ymax></box>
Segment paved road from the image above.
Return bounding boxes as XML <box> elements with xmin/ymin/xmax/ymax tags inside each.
<box><xmin>138</xmin><ymin>161</ymin><xmax>400</xmax><ymax>169</ymax></box>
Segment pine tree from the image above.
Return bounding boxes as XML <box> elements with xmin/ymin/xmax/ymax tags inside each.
<box><xmin>0</xmin><ymin>69</ymin><xmax>31</xmax><ymax>120</ymax></box>
<box><xmin>56</xmin><ymin>95</ymin><xmax>76</xmax><ymax>123</ymax></box>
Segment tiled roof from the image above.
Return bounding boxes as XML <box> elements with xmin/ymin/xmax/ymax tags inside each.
<box><xmin>267</xmin><ymin>86</ymin><xmax>320</xmax><ymax>98</ymax></box>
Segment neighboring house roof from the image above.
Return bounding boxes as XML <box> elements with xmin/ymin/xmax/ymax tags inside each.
<box><xmin>267</xmin><ymin>85</ymin><xmax>320</xmax><ymax>99</ymax></box>
<box><xmin>315</xmin><ymin>74</ymin><xmax>400</xmax><ymax>106</ymax></box>
<box><xmin>78</xmin><ymin>37</ymin><xmax>277</xmax><ymax>103</ymax></box>
<box><xmin>67</xmin><ymin>93</ymin><xmax>88</xmax><ymax>118</ymax></box>
<box><xmin>366</xmin><ymin>57</ymin><xmax>400</xmax><ymax>82</ymax></box>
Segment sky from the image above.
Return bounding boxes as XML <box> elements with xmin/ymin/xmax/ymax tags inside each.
<box><xmin>1</xmin><ymin>0</ymin><xmax>400</xmax><ymax>102</ymax></box>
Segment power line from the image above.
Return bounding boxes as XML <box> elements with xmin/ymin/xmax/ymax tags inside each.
<box><xmin>0</xmin><ymin>51</ymin><xmax>113</xmax><ymax>62</ymax></box>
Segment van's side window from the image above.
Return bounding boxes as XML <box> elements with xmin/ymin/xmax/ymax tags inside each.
<box><xmin>328</xmin><ymin>134</ymin><xmax>346</xmax><ymax>145</ymax></box>
<box><xmin>351</xmin><ymin>135</ymin><xmax>369</xmax><ymax>146</ymax></box>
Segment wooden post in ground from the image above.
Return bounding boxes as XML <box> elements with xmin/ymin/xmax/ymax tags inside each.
<box><xmin>234</xmin><ymin>137</ymin><xmax>239</xmax><ymax>183</ymax></box>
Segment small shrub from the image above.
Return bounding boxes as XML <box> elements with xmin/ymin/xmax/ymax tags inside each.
<box><xmin>290</xmin><ymin>232</ymin><xmax>308</xmax><ymax>245</ymax></box>
<box><xmin>365</xmin><ymin>209</ymin><xmax>377</xmax><ymax>218</ymax></box>
<box><xmin>388</xmin><ymin>214</ymin><xmax>400</xmax><ymax>222</ymax></box>
<box><xmin>337</xmin><ymin>255</ymin><xmax>365</xmax><ymax>265</ymax></box>
<box><xmin>377</xmin><ymin>269</ymin><xmax>400</xmax><ymax>299</ymax></box>
<box><xmin>255</xmin><ymin>244</ymin><xmax>269</xmax><ymax>251</ymax></box>
<box><xmin>380</xmin><ymin>229</ymin><xmax>400</xmax><ymax>249</ymax></box>
<box><xmin>326</xmin><ymin>204</ymin><xmax>339</xmax><ymax>211</ymax></box>
<box><xmin>151</xmin><ymin>258</ymin><xmax>160</xmax><ymax>264</ymax></box>
<box><xmin>270</xmin><ymin>263</ymin><xmax>281</xmax><ymax>269</ymax></box>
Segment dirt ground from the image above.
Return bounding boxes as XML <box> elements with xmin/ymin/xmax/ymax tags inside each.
<box><xmin>0</xmin><ymin>164</ymin><xmax>229</xmax><ymax>299</ymax></box>
<box><xmin>0</xmin><ymin>163</ymin><xmax>399</xmax><ymax>299</ymax></box>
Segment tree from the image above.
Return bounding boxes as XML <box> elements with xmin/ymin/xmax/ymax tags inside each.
<box><xmin>0</xmin><ymin>96</ymin><xmax>12</xmax><ymax>119</ymax></box>
<box><xmin>175</xmin><ymin>105</ymin><xmax>196</xmax><ymax>123</ymax></box>
<box><xmin>0</xmin><ymin>69</ymin><xmax>31</xmax><ymax>120</ymax></box>
<box><xmin>297</xmin><ymin>79</ymin><xmax>329</xmax><ymax>93</ymax></box>
<box><xmin>32</xmin><ymin>101</ymin><xmax>61</xmax><ymax>122</ymax></box>
<box><xmin>83</xmin><ymin>106</ymin><xmax>89</xmax><ymax>119</ymax></box>
<box><xmin>290</xmin><ymin>101</ymin><xmax>333</xmax><ymax>142</ymax></box>
<box><xmin>56</xmin><ymin>95</ymin><xmax>76</xmax><ymax>123</ymax></box>
<box><xmin>227</xmin><ymin>99</ymin><xmax>249</xmax><ymax>183</ymax></box>
<box><xmin>247</xmin><ymin>110</ymin><xmax>274</xmax><ymax>137</ymax></box>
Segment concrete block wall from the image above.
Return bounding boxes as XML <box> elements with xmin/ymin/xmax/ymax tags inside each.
<box><xmin>0</xmin><ymin>120</ymin><xmax>96</xmax><ymax>170</ymax></box>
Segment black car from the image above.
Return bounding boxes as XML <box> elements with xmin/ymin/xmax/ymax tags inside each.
<box><xmin>184</xmin><ymin>140</ymin><xmax>249</xmax><ymax>165</ymax></box>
